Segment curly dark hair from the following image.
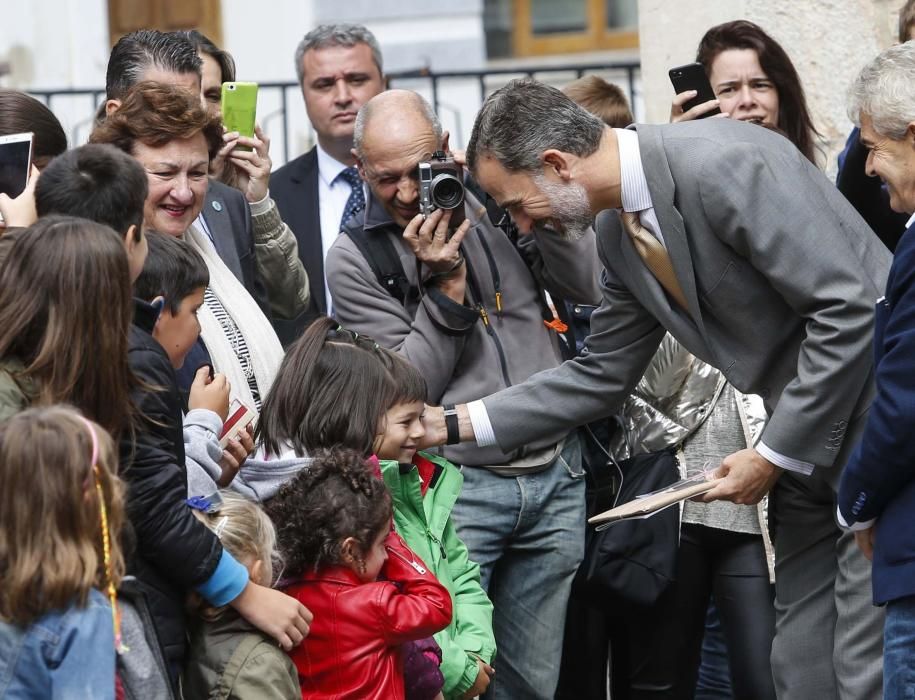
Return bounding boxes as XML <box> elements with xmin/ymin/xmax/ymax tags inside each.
<box><xmin>266</xmin><ymin>448</ymin><xmax>392</xmax><ymax>578</ymax></box>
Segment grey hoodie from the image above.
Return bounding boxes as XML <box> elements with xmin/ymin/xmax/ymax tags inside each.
<box><xmin>184</xmin><ymin>409</ymin><xmax>311</xmax><ymax>502</ymax></box>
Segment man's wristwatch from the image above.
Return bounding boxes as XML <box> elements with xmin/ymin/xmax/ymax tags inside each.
<box><xmin>443</xmin><ymin>404</ymin><xmax>461</xmax><ymax>445</ymax></box>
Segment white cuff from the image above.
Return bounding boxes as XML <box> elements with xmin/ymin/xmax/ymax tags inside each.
<box><xmin>836</xmin><ymin>506</ymin><xmax>877</xmax><ymax>532</ymax></box>
<box><xmin>467</xmin><ymin>400</ymin><xmax>497</xmax><ymax>447</ymax></box>
<box><xmin>248</xmin><ymin>192</ymin><xmax>272</xmax><ymax>215</ymax></box>
<box><xmin>757</xmin><ymin>442</ymin><xmax>815</xmax><ymax>476</ymax></box>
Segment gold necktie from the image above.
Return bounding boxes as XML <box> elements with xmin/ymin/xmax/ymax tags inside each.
<box><xmin>621</xmin><ymin>211</ymin><xmax>690</xmax><ymax>312</ymax></box>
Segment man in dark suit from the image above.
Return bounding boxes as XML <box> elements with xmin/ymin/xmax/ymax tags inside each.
<box><xmin>270</xmin><ymin>23</ymin><xmax>385</xmax><ymax>344</ymax></box>
<box><xmin>424</xmin><ymin>79</ymin><xmax>891</xmax><ymax>699</ymax></box>
<box><xmin>839</xmin><ymin>42</ymin><xmax>915</xmax><ymax>700</ymax></box>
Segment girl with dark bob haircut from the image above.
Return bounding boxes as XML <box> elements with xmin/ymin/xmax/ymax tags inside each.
<box><xmin>256</xmin><ymin>316</ymin><xmax>397</xmax><ymax>459</ymax></box>
<box><xmin>695</xmin><ymin>20</ymin><xmax>820</xmax><ymax>163</ymax></box>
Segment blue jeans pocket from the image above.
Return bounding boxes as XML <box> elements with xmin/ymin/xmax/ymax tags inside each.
<box><xmin>557</xmin><ymin>435</ymin><xmax>585</xmax><ymax>479</ymax></box>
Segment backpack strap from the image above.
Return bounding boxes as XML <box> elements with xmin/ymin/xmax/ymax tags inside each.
<box><xmin>341</xmin><ymin>218</ymin><xmax>417</xmax><ymax>307</ymax></box>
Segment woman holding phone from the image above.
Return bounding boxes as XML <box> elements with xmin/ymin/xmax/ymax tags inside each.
<box><xmin>90</xmin><ymin>83</ymin><xmax>284</xmax><ymax>412</ymax></box>
<box><xmin>671</xmin><ymin>19</ymin><xmax>820</xmax><ymax>164</ymax></box>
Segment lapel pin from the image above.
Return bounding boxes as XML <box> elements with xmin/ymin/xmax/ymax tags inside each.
<box><xmin>212</xmin><ymin>201</ymin><xmax>223</xmax><ymax>212</ymax></box>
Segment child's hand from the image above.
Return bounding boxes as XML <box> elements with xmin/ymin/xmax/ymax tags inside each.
<box><xmin>188</xmin><ymin>366</ymin><xmax>230</xmax><ymax>421</ymax></box>
<box><xmin>230</xmin><ymin>581</ymin><xmax>313</xmax><ymax>651</ymax></box>
<box><xmin>217</xmin><ymin>424</ymin><xmax>254</xmax><ymax>487</ymax></box>
<box><xmin>461</xmin><ymin>658</ymin><xmax>494</xmax><ymax>699</ymax></box>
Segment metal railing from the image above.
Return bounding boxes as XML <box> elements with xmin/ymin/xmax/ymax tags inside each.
<box><xmin>26</xmin><ymin>60</ymin><xmax>640</xmax><ymax>166</ymax></box>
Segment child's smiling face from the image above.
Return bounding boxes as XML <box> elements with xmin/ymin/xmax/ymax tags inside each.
<box><xmin>374</xmin><ymin>400</ymin><xmax>426</xmax><ymax>463</ymax></box>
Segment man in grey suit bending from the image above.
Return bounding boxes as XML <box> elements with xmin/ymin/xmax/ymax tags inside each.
<box><xmin>425</xmin><ymin>79</ymin><xmax>890</xmax><ymax>699</ymax></box>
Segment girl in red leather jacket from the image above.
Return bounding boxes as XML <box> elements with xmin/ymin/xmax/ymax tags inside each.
<box><xmin>267</xmin><ymin>449</ymin><xmax>453</xmax><ymax>700</ymax></box>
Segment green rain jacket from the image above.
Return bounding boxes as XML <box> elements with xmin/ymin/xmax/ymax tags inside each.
<box><xmin>380</xmin><ymin>452</ymin><xmax>497</xmax><ymax>698</ymax></box>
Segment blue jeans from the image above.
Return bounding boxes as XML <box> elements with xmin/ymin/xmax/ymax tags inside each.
<box><xmin>450</xmin><ymin>435</ymin><xmax>586</xmax><ymax>700</ymax></box>
<box><xmin>695</xmin><ymin>602</ymin><xmax>732</xmax><ymax>699</ymax></box>
<box><xmin>884</xmin><ymin>594</ymin><xmax>915</xmax><ymax>700</ymax></box>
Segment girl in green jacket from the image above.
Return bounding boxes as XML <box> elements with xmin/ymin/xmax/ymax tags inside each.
<box><xmin>376</xmin><ymin>354</ymin><xmax>497</xmax><ymax>700</ymax></box>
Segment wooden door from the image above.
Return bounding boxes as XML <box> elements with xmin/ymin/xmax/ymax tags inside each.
<box><xmin>108</xmin><ymin>0</ymin><xmax>223</xmax><ymax>47</ymax></box>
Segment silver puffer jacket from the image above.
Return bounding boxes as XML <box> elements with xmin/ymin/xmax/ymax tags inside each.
<box><xmin>609</xmin><ymin>333</ymin><xmax>774</xmax><ymax>580</ymax></box>
<box><xmin>609</xmin><ymin>334</ymin><xmax>766</xmax><ymax>459</ymax></box>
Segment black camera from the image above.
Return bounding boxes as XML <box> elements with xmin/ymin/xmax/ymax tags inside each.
<box><xmin>418</xmin><ymin>151</ymin><xmax>466</xmax><ymax>229</ymax></box>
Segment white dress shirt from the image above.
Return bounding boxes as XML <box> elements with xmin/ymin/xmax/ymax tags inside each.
<box><xmin>469</xmin><ymin>128</ymin><xmax>814</xmax><ymax>476</ymax></box>
<box><xmin>316</xmin><ymin>143</ymin><xmax>363</xmax><ymax>309</ymax></box>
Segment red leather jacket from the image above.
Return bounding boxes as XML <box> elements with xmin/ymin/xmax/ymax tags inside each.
<box><xmin>286</xmin><ymin>532</ymin><xmax>453</xmax><ymax>699</ymax></box>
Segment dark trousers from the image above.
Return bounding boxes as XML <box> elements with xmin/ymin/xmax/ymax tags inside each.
<box><xmin>559</xmin><ymin>524</ymin><xmax>775</xmax><ymax>700</ymax></box>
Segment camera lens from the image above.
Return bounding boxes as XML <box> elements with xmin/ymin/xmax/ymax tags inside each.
<box><xmin>430</xmin><ymin>174</ymin><xmax>464</xmax><ymax>210</ymax></box>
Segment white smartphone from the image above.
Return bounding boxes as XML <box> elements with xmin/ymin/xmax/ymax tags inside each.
<box><xmin>0</xmin><ymin>132</ymin><xmax>33</xmax><ymax>198</ymax></box>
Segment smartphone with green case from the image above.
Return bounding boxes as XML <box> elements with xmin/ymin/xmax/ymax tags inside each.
<box><xmin>220</xmin><ymin>82</ymin><xmax>258</xmax><ymax>150</ymax></box>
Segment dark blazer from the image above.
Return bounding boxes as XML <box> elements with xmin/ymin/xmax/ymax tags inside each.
<box><xmin>270</xmin><ymin>147</ymin><xmax>324</xmax><ymax>345</ymax></box>
<box><xmin>483</xmin><ymin>119</ymin><xmax>891</xmax><ymax>472</ymax></box>
<box><xmin>202</xmin><ymin>180</ymin><xmax>271</xmax><ymax>319</ymax></box>
<box><xmin>839</xmin><ymin>222</ymin><xmax>915</xmax><ymax>604</ymax></box>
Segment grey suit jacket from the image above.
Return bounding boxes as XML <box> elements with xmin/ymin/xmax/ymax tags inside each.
<box><xmin>483</xmin><ymin>118</ymin><xmax>892</xmax><ymax>470</ymax></box>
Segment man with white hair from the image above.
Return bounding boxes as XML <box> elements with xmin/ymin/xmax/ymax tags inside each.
<box><xmin>839</xmin><ymin>40</ymin><xmax>915</xmax><ymax>699</ymax></box>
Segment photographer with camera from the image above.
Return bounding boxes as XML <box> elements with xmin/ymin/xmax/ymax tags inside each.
<box><xmin>325</xmin><ymin>89</ymin><xmax>600</xmax><ymax>700</ymax></box>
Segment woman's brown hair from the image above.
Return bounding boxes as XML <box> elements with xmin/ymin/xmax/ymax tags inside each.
<box><xmin>89</xmin><ymin>80</ymin><xmax>224</xmax><ymax>160</ymax></box>
<box><xmin>256</xmin><ymin>316</ymin><xmax>397</xmax><ymax>458</ymax></box>
<box><xmin>696</xmin><ymin>20</ymin><xmax>820</xmax><ymax>163</ymax></box>
<box><xmin>0</xmin><ymin>215</ymin><xmax>133</xmax><ymax>438</ymax></box>
<box><xmin>0</xmin><ymin>406</ymin><xmax>125</xmax><ymax>626</ymax></box>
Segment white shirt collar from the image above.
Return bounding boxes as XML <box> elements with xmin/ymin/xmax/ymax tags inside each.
<box><xmin>907</xmin><ymin>211</ymin><xmax>915</xmax><ymax>229</ymax></box>
<box><xmin>316</xmin><ymin>142</ymin><xmax>351</xmax><ymax>188</ymax></box>
<box><xmin>614</xmin><ymin>128</ymin><xmax>652</xmax><ymax>213</ymax></box>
